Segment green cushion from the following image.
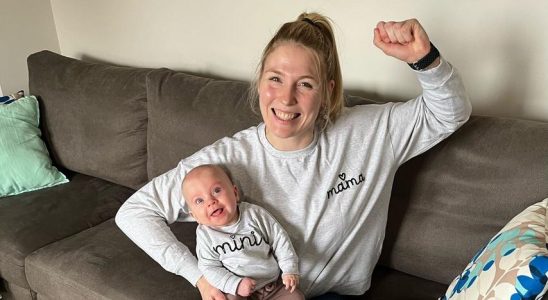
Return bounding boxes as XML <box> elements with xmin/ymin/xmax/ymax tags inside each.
<box><xmin>0</xmin><ymin>96</ymin><xmax>68</xmax><ymax>197</ymax></box>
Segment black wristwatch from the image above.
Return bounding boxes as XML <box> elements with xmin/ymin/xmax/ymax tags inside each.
<box><xmin>408</xmin><ymin>42</ymin><xmax>440</xmax><ymax>71</ymax></box>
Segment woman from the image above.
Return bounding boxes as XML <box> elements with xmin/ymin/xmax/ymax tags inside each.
<box><xmin>116</xmin><ymin>12</ymin><xmax>471</xmax><ymax>299</ymax></box>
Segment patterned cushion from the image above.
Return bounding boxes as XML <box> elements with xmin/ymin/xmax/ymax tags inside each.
<box><xmin>441</xmin><ymin>198</ymin><xmax>548</xmax><ymax>299</ymax></box>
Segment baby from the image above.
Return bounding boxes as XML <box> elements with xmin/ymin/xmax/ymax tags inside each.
<box><xmin>182</xmin><ymin>164</ymin><xmax>304</xmax><ymax>300</ymax></box>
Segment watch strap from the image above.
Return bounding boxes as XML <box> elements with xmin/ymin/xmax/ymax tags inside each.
<box><xmin>408</xmin><ymin>42</ymin><xmax>440</xmax><ymax>71</ymax></box>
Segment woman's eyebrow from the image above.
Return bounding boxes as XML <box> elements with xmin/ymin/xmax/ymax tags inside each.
<box><xmin>264</xmin><ymin>69</ymin><xmax>317</xmax><ymax>81</ymax></box>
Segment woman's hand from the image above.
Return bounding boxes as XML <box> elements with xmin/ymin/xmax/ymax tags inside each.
<box><xmin>282</xmin><ymin>274</ymin><xmax>299</xmax><ymax>293</ymax></box>
<box><xmin>196</xmin><ymin>276</ymin><xmax>226</xmax><ymax>300</ymax></box>
<box><xmin>237</xmin><ymin>277</ymin><xmax>256</xmax><ymax>297</ymax></box>
<box><xmin>373</xmin><ymin>19</ymin><xmax>436</xmax><ymax>66</ymax></box>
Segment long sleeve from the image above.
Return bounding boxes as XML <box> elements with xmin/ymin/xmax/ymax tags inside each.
<box><xmin>387</xmin><ymin>57</ymin><xmax>472</xmax><ymax>165</ymax></box>
<box><xmin>195</xmin><ymin>203</ymin><xmax>298</xmax><ymax>294</ymax></box>
<box><xmin>196</xmin><ymin>229</ymin><xmax>243</xmax><ymax>295</ymax></box>
<box><xmin>261</xmin><ymin>209</ymin><xmax>299</xmax><ymax>275</ymax></box>
<box><xmin>115</xmin><ymin>162</ymin><xmax>203</xmax><ymax>285</ymax></box>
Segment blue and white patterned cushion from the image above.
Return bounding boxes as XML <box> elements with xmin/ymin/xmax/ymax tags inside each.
<box><xmin>441</xmin><ymin>198</ymin><xmax>548</xmax><ymax>300</ymax></box>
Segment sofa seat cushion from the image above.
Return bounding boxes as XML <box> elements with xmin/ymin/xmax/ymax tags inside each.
<box><xmin>26</xmin><ymin>219</ymin><xmax>200</xmax><ymax>299</ymax></box>
<box><xmin>0</xmin><ymin>173</ymin><xmax>134</xmax><ymax>288</ymax></box>
<box><xmin>27</xmin><ymin>51</ymin><xmax>150</xmax><ymax>190</ymax></box>
<box><xmin>146</xmin><ymin>69</ymin><xmax>260</xmax><ymax>179</ymax></box>
<box><xmin>359</xmin><ymin>266</ymin><xmax>448</xmax><ymax>299</ymax></box>
<box><xmin>24</xmin><ymin>219</ymin><xmax>448</xmax><ymax>300</ymax></box>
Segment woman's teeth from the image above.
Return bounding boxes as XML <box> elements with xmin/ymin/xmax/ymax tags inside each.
<box><xmin>274</xmin><ymin>109</ymin><xmax>299</xmax><ymax>121</ymax></box>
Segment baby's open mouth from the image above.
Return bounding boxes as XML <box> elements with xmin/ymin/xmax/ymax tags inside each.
<box><xmin>211</xmin><ymin>208</ymin><xmax>223</xmax><ymax>217</ymax></box>
<box><xmin>273</xmin><ymin>108</ymin><xmax>300</xmax><ymax>121</ymax></box>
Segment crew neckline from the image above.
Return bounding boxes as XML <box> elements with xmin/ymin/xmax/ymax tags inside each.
<box><xmin>257</xmin><ymin>123</ymin><xmax>319</xmax><ymax>159</ymax></box>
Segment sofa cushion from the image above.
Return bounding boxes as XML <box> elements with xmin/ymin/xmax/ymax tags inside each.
<box><xmin>441</xmin><ymin>198</ymin><xmax>548</xmax><ymax>300</ymax></box>
<box><xmin>26</xmin><ymin>219</ymin><xmax>200</xmax><ymax>299</ymax></box>
<box><xmin>0</xmin><ymin>96</ymin><xmax>67</xmax><ymax>197</ymax></box>
<box><xmin>0</xmin><ymin>173</ymin><xmax>133</xmax><ymax>288</ymax></box>
<box><xmin>146</xmin><ymin>69</ymin><xmax>261</xmax><ymax>179</ymax></box>
<box><xmin>27</xmin><ymin>51</ymin><xmax>149</xmax><ymax>189</ymax></box>
<box><xmin>360</xmin><ymin>266</ymin><xmax>448</xmax><ymax>299</ymax></box>
<box><xmin>0</xmin><ymin>279</ymin><xmax>35</xmax><ymax>300</ymax></box>
<box><xmin>381</xmin><ymin>116</ymin><xmax>548</xmax><ymax>285</ymax></box>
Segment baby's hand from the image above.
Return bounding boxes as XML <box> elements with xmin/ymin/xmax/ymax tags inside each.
<box><xmin>237</xmin><ymin>277</ymin><xmax>256</xmax><ymax>297</ymax></box>
<box><xmin>282</xmin><ymin>274</ymin><xmax>299</xmax><ymax>293</ymax></box>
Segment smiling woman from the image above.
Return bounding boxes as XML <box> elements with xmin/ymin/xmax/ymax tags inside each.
<box><xmin>251</xmin><ymin>13</ymin><xmax>344</xmax><ymax>152</ymax></box>
<box><xmin>259</xmin><ymin>43</ymin><xmax>324</xmax><ymax>151</ymax></box>
<box><xmin>116</xmin><ymin>11</ymin><xmax>472</xmax><ymax>299</ymax></box>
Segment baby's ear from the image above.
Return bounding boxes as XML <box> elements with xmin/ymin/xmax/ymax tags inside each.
<box><xmin>233</xmin><ymin>185</ymin><xmax>240</xmax><ymax>201</ymax></box>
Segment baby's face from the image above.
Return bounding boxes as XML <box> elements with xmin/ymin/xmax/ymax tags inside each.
<box><xmin>182</xmin><ymin>166</ymin><xmax>239</xmax><ymax>227</ymax></box>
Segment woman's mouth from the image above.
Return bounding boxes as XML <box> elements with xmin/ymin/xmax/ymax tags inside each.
<box><xmin>273</xmin><ymin>108</ymin><xmax>300</xmax><ymax>121</ymax></box>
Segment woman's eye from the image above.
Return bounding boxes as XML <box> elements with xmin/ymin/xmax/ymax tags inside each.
<box><xmin>298</xmin><ymin>82</ymin><xmax>313</xmax><ymax>89</ymax></box>
<box><xmin>269</xmin><ymin>76</ymin><xmax>281</xmax><ymax>83</ymax></box>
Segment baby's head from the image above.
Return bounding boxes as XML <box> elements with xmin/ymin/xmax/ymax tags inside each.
<box><xmin>182</xmin><ymin>164</ymin><xmax>240</xmax><ymax>227</ymax></box>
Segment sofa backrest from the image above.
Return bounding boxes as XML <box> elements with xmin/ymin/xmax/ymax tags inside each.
<box><xmin>145</xmin><ymin>69</ymin><xmax>261</xmax><ymax>179</ymax></box>
<box><xmin>28</xmin><ymin>51</ymin><xmax>150</xmax><ymax>190</ymax></box>
<box><xmin>380</xmin><ymin>115</ymin><xmax>548</xmax><ymax>284</ymax></box>
<box><xmin>144</xmin><ymin>73</ymin><xmax>379</xmax><ymax>180</ymax></box>
<box><xmin>27</xmin><ymin>51</ymin><xmax>548</xmax><ymax>286</ymax></box>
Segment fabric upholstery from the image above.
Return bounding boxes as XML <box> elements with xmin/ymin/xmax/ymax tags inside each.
<box><xmin>27</xmin><ymin>51</ymin><xmax>149</xmax><ymax>189</ymax></box>
<box><xmin>7</xmin><ymin>50</ymin><xmax>547</xmax><ymax>300</ymax></box>
<box><xmin>26</xmin><ymin>219</ymin><xmax>200</xmax><ymax>299</ymax></box>
<box><xmin>360</xmin><ymin>266</ymin><xmax>449</xmax><ymax>299</ymax></box>
<box><xmin>146</xmin><ymin>69</ymin><xmax>260</xmax><ymax>179</ymax></box>
<box><xmin>0</xmin><ymin>173</ymin><xmax>133</xmax><ymax>288</ymax></box>
<box><xmin>380</xmin><ymin>116</ymin><xmax>548</xmax><ymax>285</ymax></box>
<box><xmin>0</xmin><ymin>279</ymin><xmax>35</xmax><ymax>300</ymax></box>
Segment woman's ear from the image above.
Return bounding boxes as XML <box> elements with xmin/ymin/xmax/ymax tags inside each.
<box><xmin>328</xmin><ymin>79</ymin><xmax>335</xmax><ymax>95</ymax></box>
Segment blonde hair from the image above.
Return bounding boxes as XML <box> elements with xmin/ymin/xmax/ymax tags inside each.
<box><xmin>248</xmin><ymin>12</ymin><xmax>344</xmax><ymax>130</ymax></box>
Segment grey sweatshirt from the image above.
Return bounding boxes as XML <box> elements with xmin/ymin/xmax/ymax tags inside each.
<box><xmin>196</xmin><ymin>202</ymin><xmax>299</xmax><ymax>295</ymax></box>
<box><xmin>116</xmin><ymin>58</ymin><xmax>472</xmax><ymax>297</ymax></box>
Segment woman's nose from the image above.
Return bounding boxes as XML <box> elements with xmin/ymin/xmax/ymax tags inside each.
<box><xmin>279</xmin><ymin>85</ymin><xmax>297</xmax><ymax>105</ymax></box>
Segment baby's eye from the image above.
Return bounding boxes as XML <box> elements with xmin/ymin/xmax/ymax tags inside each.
<box><xmin>213</xmin><ymin>187</ymin><xmax>222</xmax><ymax>195</ymax></box>
<box><xmin>195</xmin><ymin>198</ymin><xmax>204</xmax><ymax>205</ymax></box>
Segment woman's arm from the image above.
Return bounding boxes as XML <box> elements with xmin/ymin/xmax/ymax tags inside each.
<box><xmin>115</xmin><ymin>163</ymin><xmax>203</xmax><ymax>284</ymax></box>
<box><xmin>373</xmin><ymin>19</ymin><xmax>472</xmax><ymax>164</ymax></box>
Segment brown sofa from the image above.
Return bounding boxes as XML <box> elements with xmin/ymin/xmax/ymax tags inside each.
<box><xmin>0</xmin><ymin>50</ymin><xmax>546</xmax><ymax>299</ymax></box>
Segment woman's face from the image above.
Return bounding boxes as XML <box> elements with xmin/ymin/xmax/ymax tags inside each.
<box><xmin>258</xmin><ymin>42</ymin><xmax>323</xmax><ymax>151</ymax></box>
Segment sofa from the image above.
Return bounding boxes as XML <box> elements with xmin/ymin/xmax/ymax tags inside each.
<box><xmin>0</xmin><ymin>50</ymin><xmax>546</xmax><ymax>300</ymax></box>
